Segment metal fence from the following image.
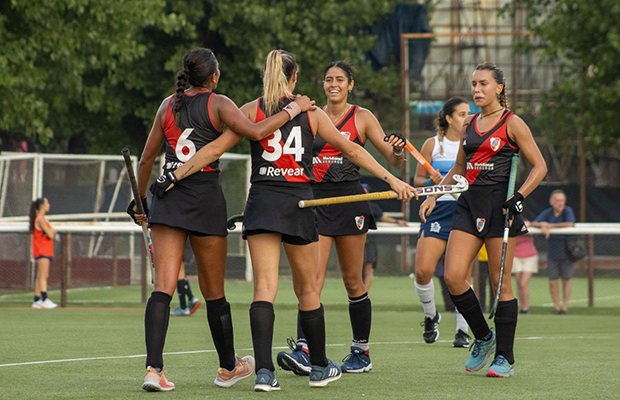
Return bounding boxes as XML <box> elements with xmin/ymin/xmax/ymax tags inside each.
<box><xmin>1</xmin><ymin>223</ymin><xmax>618</xmax><ymax>308</ymax></box>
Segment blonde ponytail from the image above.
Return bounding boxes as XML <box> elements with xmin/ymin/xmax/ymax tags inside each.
<box><xmin>262</xmin><ymin>50</ymin><xmax>297</xmax><ymax>116</ymax></box>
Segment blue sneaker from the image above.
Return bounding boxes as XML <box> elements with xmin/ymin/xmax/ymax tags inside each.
<box><xmin>254</xmin><ymin>368</ymin><xmax>280</xmax><ymax>392</ymax></box>
<box><xmin>170</xmin><ymin>306</ymin><xmax>190</xmax><ymax>317</ymax></box>
<box><xmin>465</xmin><ymin>330</ymin><xmax>496</xmax><ymax>372</ymax></box>
<box><xmin>341</xmin><ymin>346</ymin><xmax>372</xmax><ymax>373</ymax></box>
<box><xmin>187</xmin><ymin>297</ymin><xmax>201</xmax><ymax>315</ymax></box>
<box><xmin>486</xmin><ymin>355</ymin><xmax>514</xmax><ymax>377</ymax></box>
<box><xmin>309</xmin><ymin>360</ymin><xmax>341</xmax><ymax>388</ymax></box>
<box><xmin>276</xmin><ymin>338</ymin><xmax>311</xmax><ymax>376</ymax></box>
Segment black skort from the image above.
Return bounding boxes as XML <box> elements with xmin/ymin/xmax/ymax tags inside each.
<box><xmin>312</xmin><ymin>180</ymin><xmax>377</xmax><ymax>236</ymax></box>
<box><xmin>149</xmin><ymin>172</ymin><xmax>228</xmax><ymax>236</ymax></box>
<box><xmin>243</xmin><ymin>182</ymin><xmax>318</xmax><ymax>245</ymax></box>
<box><xmin>452</xmin><ymin>182</ymin><xmax>527</xmax><ymax>238</ymax></box>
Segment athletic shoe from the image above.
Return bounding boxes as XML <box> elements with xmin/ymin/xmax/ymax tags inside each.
<box><xmin>142</xmin><ymin>366</ymin><xmax>175</xmax><ymax>392</ymax></box>
<box><xmin>519</xmin><ymin>309</ymin><xmax>529</xmax><ymax>314</ymax></box>
<box><xmin>552</xmin><ymin>309</ymin><xmax>562</xmax><ymax>315</ymax></box>
<box><xmin>41</xmin><ymin>299</ymin><xmax>58</xmax><ymax>309</ymax></box>
<box><xmin>486</xmin><ymin>355</ymin><xmax>514</xmax><ymax>377</ymax></box>
<box><xmin>276</xmin><ymin>338</ymin><xmax>311</xmax><ymax>376</ymax></box>
<box><xmin>421</xmin><ymin>311</ymin><xmax>441</xmax><ymax>343</ymax></box>
<box><xmin>453</xmin><ymin>329</ymin><xmax>471</xmax><ymax>348</ymax></box>
<box><xmin>254</xmin><ymin>368</ymin><xmax>280</xmax><ymax>392</ymax></box>
<box><xmin>32</xmin><ymin>300</ymin><xmax>43</xmax><ymax>309</ymax></box>
<box><xmin>341</xmin><ymin>346</ymin><xmax>372</xmax><ymax>373</ymax></box>
<box><xmin>188</xmin><ymin>297</ymin><xmax>202</xmax><ymax>315</ymax></box>
<box><xmin>465</xmin><ymin>330</ymin><xmax>496</xmax><ymax>372</ymax></box>
<box><xmin>170</xmin><ymin>306</ymin><xmax>190</xmax><ymax>317</ymax></box>
<box><xmin>214</xmin><ymin>355</ymin><xmax>255</xmax><ymax>388</ymax></box>
<box><xmin>309</xmin><ymin>360</ymin><xmax>342</xmax><ymax>388</ymax></box>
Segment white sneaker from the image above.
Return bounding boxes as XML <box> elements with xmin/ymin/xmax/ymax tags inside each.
<box><xmin>41</xmin><ymin>299</ymin><xmax>58</xmax><ymax>309</ymax></box>
<box><xmin>32</xmin><ymin>300</ymin><xmax>43</xmax><ymax>309</ymax></box>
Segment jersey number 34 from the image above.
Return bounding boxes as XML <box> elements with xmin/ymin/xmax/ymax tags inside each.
<box><xmin>262</xmin><ymin>126</ymin><xmax>304</xmax><ymax>162</ymax></box>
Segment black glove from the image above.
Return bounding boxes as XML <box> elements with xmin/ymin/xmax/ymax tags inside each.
<box><xmin>383</xmin><ymin>132</ymin><xmax>407</xmax><ymax>147</ymax></box>
<box><xmin>503</xmin><ymin>192</ymin><xmax>524</xmax><ymax>215</ymax></box>
<box><xmin>149</xmin><ymin>171</ymin><xmax>178</xmax><ymax>198</ymax></box>
<box><xmin>126</xmin><ymin>197</ymin><xmax>149</xmax><ymax>223</ymax></box>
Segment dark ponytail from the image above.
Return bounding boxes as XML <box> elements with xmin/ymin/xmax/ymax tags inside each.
<box><xmin>29</xmin><ymin>198</ymin><xmax>44</xmax><ymax>232</ymax></box>
<box><xmin>475</xmin><ymin>62</ymin><xmax>509</xmax><ymax>110</ymax></box>
<box><xmin>171</xmin><ymin>48</ymin><xmax>219</xmax><ymax>126</ymax></box>
<box><xmin>433</xmin><ymin>97</ymin><xmax>468</xmax><ymax>155</ymax></box>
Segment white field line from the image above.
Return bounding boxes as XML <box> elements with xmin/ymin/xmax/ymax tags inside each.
<box><xmin>0</xmin><ymin>286</ymin><xmax>113</xmax><ymax>300</ymax></box>
<box><xmin>541</xmin><ymin>295</ymin><xmax>620</xmax><ymax>307</ymax></box>
<box><xmin>0</xmin><ymin>335</ymin><xmax>608</xmax><ymax>368</ymax></box>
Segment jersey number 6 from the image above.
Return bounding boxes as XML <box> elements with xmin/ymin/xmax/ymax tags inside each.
<box><xmin>262</xmin><ymin>126</ymin><xmax>304</xmax><ymax>162</ymax></box>
<box><xmin>176</xmin><ymin>128</ymin><xmax>197</xmax><ymax>162</ymax></box>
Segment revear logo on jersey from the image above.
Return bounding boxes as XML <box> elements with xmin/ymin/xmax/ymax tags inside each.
<box><xmin>355</xmin><ymin>216</ymin><xmax>365</xmax><ymax>230</ymax></box>
<box><xmin>490</xmin><ymin>137</ymin><xmax>502</xmax><ymax>152</ymax></box>
<box><xmin>476</xmin><ymin>218</ymin><xmax>486</xmax><ymax>232</ymax></box>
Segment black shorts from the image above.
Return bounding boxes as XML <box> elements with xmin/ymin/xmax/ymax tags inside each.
<box><xmin>149</xmin><ymin>172</ymin><xmax>228</xmax><ymax>236</ymax></box>
<box><xmin>312</xmin><ymin>180</ymin><xmax>377</xmax><ymax>236</ymax></box>
<box><xmin>452</xmin><ymin>182</ymin><xmax>527</xmax><ymax>238</ymax></box>
<box><xmin>242</xmin><ymin>182</ymin><xmax>318</xmax><ymax>245</ymax></box>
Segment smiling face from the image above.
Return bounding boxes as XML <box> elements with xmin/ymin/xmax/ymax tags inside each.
<box><xmin>323</xmin><ymin>66</ymin><xmax>354</xmax><ymax>103</ymax></box>
<box><xmin>471</xmin><ymin>69</ymin><xmax>503</xmax><ymax>109</ymax></box>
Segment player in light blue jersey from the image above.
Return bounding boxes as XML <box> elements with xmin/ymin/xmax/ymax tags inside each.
<box><xmin>413</xmin><ymin>97</ymin><xmax>471</xmax><ymax>347</ymax></box>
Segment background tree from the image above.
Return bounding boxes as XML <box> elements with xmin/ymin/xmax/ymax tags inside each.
<box><xmin>510</xmin><ymin>0</ymin><xmax>620</xmax><ymax>153</ymax></box>
<box><xmin>1</xmin><ymin>0</ymin><xmax>404</xmax><ymax>155</ymax></box>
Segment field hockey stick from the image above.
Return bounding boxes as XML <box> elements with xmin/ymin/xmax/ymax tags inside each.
<box><xmin>122</xmin><ymin>148</ymin><xmax>156</xmax><ymax>283</ymax></box>
<box><xmin>299</xmin><ymin>174</ymin><xmax>468</xmax><ymax>208</ymax></box>
<box><xmin>489</xmin><ymin>155</ymin><xmax>519</xmax><ymax>320</ymax></box>
<box><xmin>385</xmin><ymin>135</ymin><xmax>457</xmax><ymax>199</ymax></box>
<box><xmin>226</xmin><ymin>214</ymin><xmax>244</xmax><ymax>230</ymax></box>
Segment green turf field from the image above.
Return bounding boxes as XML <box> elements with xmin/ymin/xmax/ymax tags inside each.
<box><xmin>1</xmin><ymin>276</ymin><xmax>619</xmax><ymax>399</ymax></box>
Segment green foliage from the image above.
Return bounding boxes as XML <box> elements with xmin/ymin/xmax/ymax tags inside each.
<box><xmin>511</xmin><ymin>0</ymin><xmax>620</xmax><ymax>152</ymax></box>
<box><xmin>1</xmin><ymin>0</ymin><xmax>404</xmax><ymax>154</ymax></box>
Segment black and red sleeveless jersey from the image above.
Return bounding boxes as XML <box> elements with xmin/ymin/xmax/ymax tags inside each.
<box><xmin>249</xmin><ymin>97</ymin><xmax>314</xmax><ymax>184</ymax></box>
<box><xmin>162</xmin><ymin>91</ymin><xmax>221</xmax><ymax>173</ymax></box>
<box><xmin>463</xmin><ymin>109</ymin><xmax>519</xmax><ymax>186</ymax></box>
<box><xmin>312</xmin><ymin>105</ymin><xmax>364</xmax><ymax>183</ymax></box>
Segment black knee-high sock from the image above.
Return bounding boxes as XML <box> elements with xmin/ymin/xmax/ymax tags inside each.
<box><xmin>183</xmin><ymin>279</ymin><xmax>194</xmax><ymax>300</ymax></box>
<box><xmin>250</xmin><ymin>301</ymin><xmax>275</xmax><ymax>372</ymax></box>
<box><xmin>348</xmin><ymin>293</ymin><xmax>371</xmax><ymax>346</ymax></box>
<box><xmin>450</xmin><ymin>288</ymin><xmax>491</xmax><ymax>340</ymax></box>
<box><xmin>296</xmin><ymin>309</ymin><xmax>307</xmax><ymax>346</ymax></box>
<box><xmin>207</xmin><ymin>297</ymin><xmax>236</xmax><ymax>371</ymax></box>
<box><xmin>300</xmin><ymin>304</ymin><xmax>328</xmax><ymax>367</ymax></box>
<box><xmin>145</xmin><ymin>291</ymin><xmax>172</xmax><ymax>369</ymax></box>
<box><xmin>41</xmin><ymin>291</ymin><xmax>47</xmax><ymax>301</ymax></box>
<box><xmin>495</xmin><ymin>299</ymin><xmax>518</xmax><ymax>364</ymax></box>
<box><xmin>176</xmin><ymin>280</ymin><xmax>187</xmax><ymax>309</ymax></box>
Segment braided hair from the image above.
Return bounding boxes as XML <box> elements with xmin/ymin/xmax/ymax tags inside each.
<box><xmin>475</xmin><ymin>62</ymin><xmax>509</xmax><ymax>109</ymax></box>
<box><xmin>171</xmin><ymin>48</ymin><xmax>218</xmax><ymax>125</ymax></box>
<box><xmin>433</xmin><ymin>97</ymin><xmax>468</xmax><ymax>155</ymax></box>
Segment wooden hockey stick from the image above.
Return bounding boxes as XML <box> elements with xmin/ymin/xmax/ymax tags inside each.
<box><xmin>299</xmin><ymin>175</ymin><xmax>469</xmax><ymax>208</ymax></box>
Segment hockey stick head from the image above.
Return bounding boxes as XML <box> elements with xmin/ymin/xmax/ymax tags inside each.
<box><xmin>226</xmin><ymin>214</ymin><xmax>244</xmax><ymax>230</ymax></box>
<box><xmin>415</xmin><ymin>174</ymin><xmax>469</xmax><ymax>196</ymax></box>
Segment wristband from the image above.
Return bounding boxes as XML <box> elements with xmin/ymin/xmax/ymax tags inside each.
<box><xmin>283</xmin><ymin>101</ymin><xmax>301</xmax><ymax>120</ymax></box>
<box><xmin>426</xmin><ymin>178</ymin><xmax>431</xmax><ymax>186</ymax></box>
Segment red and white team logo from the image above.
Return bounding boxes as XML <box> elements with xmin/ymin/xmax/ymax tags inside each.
<box><xmin>355</xmin><ymin>216</ymin><xmax>365</xmax><ymax>230</ymax></box>
<box><xmin>341</xmin><ymin>131</ymin><xmax>351</xmax><ymax>140</ymax></box>
<box><xmin>490</xmin><ymin>137</ymin><xmax>502</xmax><ymax>152</ymax></box>
<box><xmin>476</xmin><ymin>218</ymin><xmax>486</xmax><ymax>232</ymax></box>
